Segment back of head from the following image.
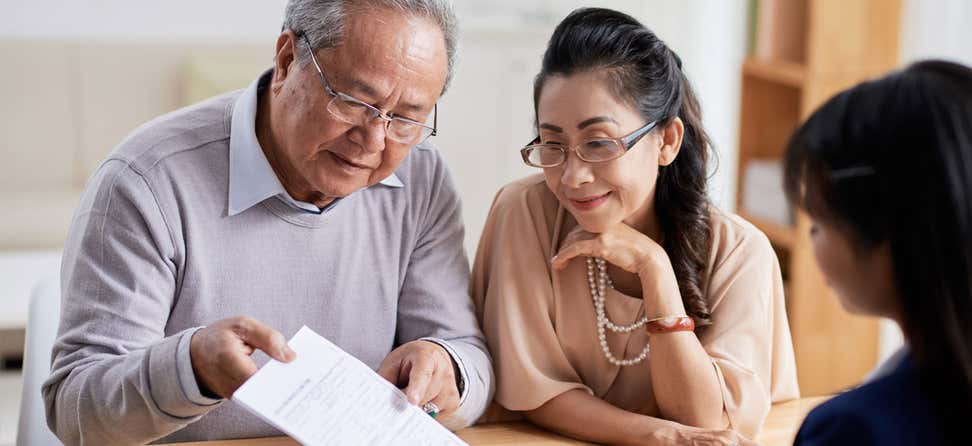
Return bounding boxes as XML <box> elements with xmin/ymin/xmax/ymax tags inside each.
<box><xmin>534</xmin><ymin>7</ymin><xmax>715</xmax><ymax>327</ymax></box>
<box><xmin>784</xmin><ymin>60</ymin><xmax>972</xmax><ymax>438</ymax></box>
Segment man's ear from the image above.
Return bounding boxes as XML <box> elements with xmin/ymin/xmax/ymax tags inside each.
<box><xmin>658</xmin><ymin>117</ymin><xmax>684</xmax><ymax>167</ymax></box>
<box><xmin>270</xmin><ymin>30</ymin><xmax>300</xmax><ymax>94</ymax></box>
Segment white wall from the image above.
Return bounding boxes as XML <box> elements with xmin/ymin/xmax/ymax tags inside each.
<box><xmin>900</xmin><ymin>0</ymin><xmax>972</xmax><ymax>66</ymax></box>
<box><xmin>636</xmin><ymin>0</ymin><xmax>749</xmax><ymax>211</ymax></box>
<box><xmin>0</xmin><ymin>0</ymin><xmax>288</xmax><ymax>42</ymax></box>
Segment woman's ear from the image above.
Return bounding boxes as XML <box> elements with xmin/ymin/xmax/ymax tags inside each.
<box><xmin>658</xmin><ymin>117</ymin><xmax>684</xmax><ymax>166</ymax></box>
<box><xmin>270</xmin><ymin>30</ymin><xmax>300</xmax><ymax>95</ymax></box>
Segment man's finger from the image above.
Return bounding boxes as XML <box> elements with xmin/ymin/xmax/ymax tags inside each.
<box><xmin>235</xmin><ymin>317</ymin><xmax>296</xmax><ymax>362</ymax></box>
<box><xmin>419</xmin><ymin>369</ymin><xmax>445</xmax><ymax>406</ymax></box>
<box><xmin>403</xmin><ymin>357</ymin><xmax>435</xmax><ymax>405</ymax></box>
<box><xmin>376</xmin><ymin>355</ymin><xmax>403</xmax><ymax>387</ymax></box>
<box><xmin>426</xmin><ymin>387</ymin><xmax>460</xmax><ymax>422</ymax></box>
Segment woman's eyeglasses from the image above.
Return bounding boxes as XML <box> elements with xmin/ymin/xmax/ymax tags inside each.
<box><xmin>520</xmin><ymin>119</ymin><xmax>660</xmax><ymax>168</ymax></box>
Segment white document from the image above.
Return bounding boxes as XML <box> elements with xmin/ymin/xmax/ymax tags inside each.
<box><xmin>233</xmin><ymin>326</ymin><xmax>467</xmax><ymax>446</ymax></box>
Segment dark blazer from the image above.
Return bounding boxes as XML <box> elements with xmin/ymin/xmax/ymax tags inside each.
<box><xmin>794</xmin><ymin>353</ymin><xmax>945</xmax><ymax>445</ymax></box>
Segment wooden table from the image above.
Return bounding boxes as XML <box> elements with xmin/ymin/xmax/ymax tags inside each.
<box><xmin>171</xmin><ymin>397</ymin><xmax>827</xmax><ymax>446</ymax></box>
<box><xmin>754</xmin><ymin>396</ymin><xmax>827</xmax><ymax>445</ymax></box>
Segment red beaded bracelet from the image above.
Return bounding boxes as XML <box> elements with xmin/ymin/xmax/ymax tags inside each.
<box><xmin>645</xmin><ymin>316</ymin><xmax>695</xmax><ymax>333</ymax></box>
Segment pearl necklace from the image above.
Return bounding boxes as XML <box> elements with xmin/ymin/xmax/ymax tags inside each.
<box><xmin>588</xmin><ymin>257</ymin><xmax>651</xmax><ymax>366</ymax></box>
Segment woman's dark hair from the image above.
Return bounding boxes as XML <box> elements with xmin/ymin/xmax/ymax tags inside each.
<box><xmin>784</xmin><ymin>60</ymin><xmax>972</xmax><ymax>439</ymax></box>
<box><xmin>535</xmin><ymin>8</ymin><xmax>713</xmax><ymax>327</ymax></box>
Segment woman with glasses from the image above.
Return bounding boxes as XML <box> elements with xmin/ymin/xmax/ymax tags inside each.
<box><xmin>786</xmin><ymin>61</ymin><xmax>972</xmax><ymax>446</ymax></box>
<box><xmin>471</xmin><ymin>8</ymin><xmax>798</xmax><ymax>444</ymax></box>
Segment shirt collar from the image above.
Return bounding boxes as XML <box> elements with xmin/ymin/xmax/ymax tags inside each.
<box><xmin>227</xmin><ymin>69</ymin><xmax>403</xmax><ymax>217</ymax></box>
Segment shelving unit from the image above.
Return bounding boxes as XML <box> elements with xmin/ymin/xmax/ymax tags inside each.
<box><xmin>737</xmin><ymin>0</ymin><xmax>902</xmax><ymax>396</ymax></box>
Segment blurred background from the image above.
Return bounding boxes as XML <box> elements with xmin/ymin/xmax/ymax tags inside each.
<box><xmin>0</xmin><ymin>1</ymin><xmax>969</xmax><ymax>444</ymax></box>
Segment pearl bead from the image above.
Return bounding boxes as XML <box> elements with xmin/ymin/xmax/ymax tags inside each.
<box><xmin>587</xmin><ymin>257</ymin><xmax>651</xmax><ymax>366</ymax></box>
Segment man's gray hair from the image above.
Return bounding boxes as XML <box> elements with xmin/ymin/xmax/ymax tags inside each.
<box><xmin>282</xmin><ymin>0</ymin><xmax>459</xmax><ymax>93</ymax></box>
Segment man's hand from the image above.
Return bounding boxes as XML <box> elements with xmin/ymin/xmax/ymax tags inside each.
<box><xmin>189</xmin><ymin>316</ymin><xmax>296</xmax><ymax>399</ymax></box>
<box><xmin>377</xmin><ymin>340</ymin><xmax>460</xmax><ymax>422</ymax></box>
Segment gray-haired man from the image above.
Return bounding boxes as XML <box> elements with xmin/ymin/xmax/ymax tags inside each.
<box><xmin>42</xmin><ymin>1</ymin><xmax>493</xmax><ymax>444</ymax></box>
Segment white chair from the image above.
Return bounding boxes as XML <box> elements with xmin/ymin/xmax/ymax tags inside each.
<box><xmin>16</xmin><ymin>277</ymin><xmax>63</xmax><ymax>446</ymax></box>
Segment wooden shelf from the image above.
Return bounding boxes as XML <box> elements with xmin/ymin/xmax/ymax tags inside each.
<box><xmin>739</xmin><ymin>0</ymin><xmax>902</xmax><ymax>397</ymax></box>
<box><xmin>743</xmin><ymin>58</ymin><xmax>806</xmax><ymax>88</ymax></box>
<box><xmin>738</xmin><ymin>211</ymin><xmax>796</xmax><ymax>249</ymax></box>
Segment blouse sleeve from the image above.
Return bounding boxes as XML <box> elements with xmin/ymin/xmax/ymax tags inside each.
<box><xmin>698</xmin><ymin>216</ymin><xmax>800</xmax><ymax>438</ymax></box>
<box><xmin>471</xmin><ymin>181</ymin><xmax>591</xmax><ymax>411</ymax></box>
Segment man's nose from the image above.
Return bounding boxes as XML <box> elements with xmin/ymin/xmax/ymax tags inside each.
<box><xmin>351</xmin><ymin>116</ymin><xmax>388</xmax><ymax>153</ymax></box>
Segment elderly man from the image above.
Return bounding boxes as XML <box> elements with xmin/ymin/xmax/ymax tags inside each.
<box><xmin>42</xmin><ymin>1</ymin><xmax>492</xmax><ymax>444</ymax></box>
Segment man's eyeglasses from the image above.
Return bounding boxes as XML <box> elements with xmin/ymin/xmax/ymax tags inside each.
<box><xmin>520</xmin><ymin>119</ymin><xmax>660</xmax><ymax>168</ymax></box>
<box><xmin>300</xmin><ymin>34</ymin><xmax>437</xmax><ymax>144</ymax></box>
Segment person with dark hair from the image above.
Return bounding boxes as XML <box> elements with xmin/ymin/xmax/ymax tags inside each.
<box><xmin>786</xmin><ymin>60</ymin><xmax>972</xmax><ymax>446</ymax></box>
<box><xmin>472</xmin><ymin>7</ymin><xmax>798</xmax><ymax>444</ymax></box>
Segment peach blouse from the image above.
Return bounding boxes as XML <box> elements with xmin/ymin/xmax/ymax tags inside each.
<box><xmin>472</xmin><ymin>175</ymin><xmax>799</xmax><ymax>437</ymax></box>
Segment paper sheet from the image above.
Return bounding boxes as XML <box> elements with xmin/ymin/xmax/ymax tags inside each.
<box><xmin>233</xmin><ymin>326</ymin><xmax>467</xmax><ymax>445</ymax></box>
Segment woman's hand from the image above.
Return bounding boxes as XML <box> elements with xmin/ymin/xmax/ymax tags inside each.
<box><xmin>527</xmin><ymin>388</ymin><xmax>750</xmax><ymax>446</ymax></box>
<box><xmin>551</xmin><ymin>223</ymin><xmax>669</xmax><ymax>278</ymax></box>
<box><xmin>650</xmin><ymin>419</ymin><xmax>758</xmax><ymax>446</ymax></box>
<box><xmin>551</xmin><ymin>222</ymin><xmax>685</xmax><ymax>316</ymax></box>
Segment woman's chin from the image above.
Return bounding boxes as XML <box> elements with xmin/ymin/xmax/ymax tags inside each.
<box><xmin>572</xmin><ymin>214</ymin><xmax>617</xmax><ymax>234</ymax></box>
<box><xmin>834</xmin><ymin>292</ymin><xmax>869</xmax><ymax>316</ymax></box>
